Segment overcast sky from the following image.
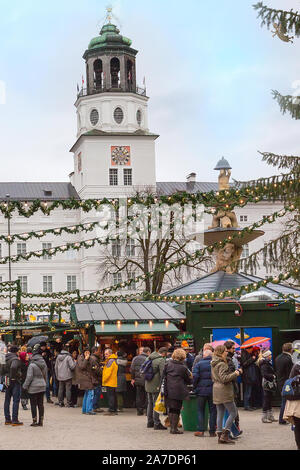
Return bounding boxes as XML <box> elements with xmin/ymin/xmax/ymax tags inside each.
<box><xmin>0</xmin><ymin>0</ymin><xmax>299</xmax><ymax>184</ymax></box>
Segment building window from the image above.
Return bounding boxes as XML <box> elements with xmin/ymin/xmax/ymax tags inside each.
<box><xmin>18</xmin><ymin>276</ymin><xmax>28</xmax><ymax>293</ymax></box>
<box><xmin>240</xmin><ymin>215</ymin><xmax>248</xmax><ymax>222</ymax></box>
<box><xmin>113</xmin><ymin>273</ymin><xmax>122</xmax><ymax>286</ymax></box>
<box><xmin>112</xmin><ymin>241</ymin><xmax>121</xmax><ymax>257</ymax></box>
<box><xmin>42</xmin><ymin>243</ymin><xmax>52</xmax><ymax>260</ymax></box>
<box><xmin>0</xmin><ymin>244</ymin><xmax>2</xmax><ymax>258</ymax></box>
<box><xmin>126</xmin><ymin>239</ymin><xmax>135</xmax><ymax>257</ymax></box>
<box><xmin>110</xmin><ymin>169</ymin><xmax>118</xmax><ymax>186</ymax></box>
<box><xmin>43</xmin><ymin>276</ymin><xmax>53</xmax><ymax>294</ymax></box>
<box><xmin>127</xmin><ymin>271</ymin><xmax>136</xmax><ymax>290</ymax></box>
<box><xmin>124</xmin><ymin>169</ymin><xmax>132</xmax><ymax>186</ymax></box>
<box><xmin>67</xmin><ymin>275</ymin><xmax>77</xmax><ymax>291</ymax></box>
<box><xmin>66</xmin><ymin>249</ymin><xmax>78</xmax><ymax>260</ymax></box>
<box><xmin>114</xmin><ymin>107</ymin><xmax>124</xmax><ymax>124</ymax></box>
<box><xmin>242</xmin><ymin>244</ymin><xmax>250</xmax><ymax>258</ymax></box>
<box><xmin>136</xmin><ymin>109</ymin><xmax>142</xmax><ymax>126</ymax></box>
<box><xmin>90</xmin><ymin>109</ymin><xmax>99</xmax><ymax>126</ymax></box>
<box><xmin>17</xmin><ymin>243</ymin><xmax>26</xmax><ymax>255</ymax></box>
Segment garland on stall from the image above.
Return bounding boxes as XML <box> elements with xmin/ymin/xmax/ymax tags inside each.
<box><xmin>2</xmin><ymin>221</ymin><xmax>99</xmax><ymax>244</ymax></box>
<box><xmin>18</xmin><ymin>269</ymin><xmax>299</xmax><ymax>312</ymax></box>
<box><xmin>0</xmin><ymin>171</ymin><xmax>298</xmax><ymax>218</ymax></box>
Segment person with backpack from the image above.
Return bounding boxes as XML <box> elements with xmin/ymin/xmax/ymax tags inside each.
<box><xmin>283</xmin><ymin>362</ymin><xmax>300</xmax><ymax>450</ymax></box>
<box><xmin>143</xmin><ymin>347</ymin><xmax>168</xmax><ymax>430</ymax></box>
<box><xmin>275</xmin><ymin>343</ymin><xmax>294</xmax><ymax>425</ymax></box>
<box><xmin>130</xmin><ymin>347</ymin><xmax>151</xmax><ymax>416</ymax></box>
<box><xmin>23</xmin><ymin>344</ymin><xmax>48</xmax><ymax>427</ymax></box>
<box><xmin>3</xmin><ymin>345</ymin><xmax>23</xmax><ymax>426</ymax></box>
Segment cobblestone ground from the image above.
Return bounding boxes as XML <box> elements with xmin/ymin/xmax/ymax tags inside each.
<box><xmin>0</xmin><ymin>395</ymin><xmax>296</xmax><ymax>451</ymax></box>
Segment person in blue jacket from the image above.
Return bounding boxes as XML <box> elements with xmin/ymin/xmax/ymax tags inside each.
<box><xmin>192</xmin><ymin>349</ymin><xmax>217</xmax><ymax>437</ymax></box>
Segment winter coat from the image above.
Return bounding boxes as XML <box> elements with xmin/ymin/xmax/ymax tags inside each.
<box><xmin>90</xmin><ymin>354</ymin><xmax>103</xmax><ymax>387</ymax></box>
<box><xmin>145</xmin><ymin>352</ymin><xmax>166</xmax><ymax>394</ymax></box>
<box><xmin>275</xmin><ymin>352</ymin><xmax>294</xmax><ymax>392</ymax></box>
<box><xmin>5</xmin><ymin>352</ymin><xmax>22</xmax><ymax>383</ymax></box>
<box><xmin>76</xmin><ymin>354</ymin><xmax>95</xmax><ymax>390</ymax></box>
<box><xmin>164</xmin><ymin>359</ymin><xmax>192</xmax><ymax>401</ymax></box>
<box><xmin>23</xmin><ymin>354</ymin><xmax>47</xmax><ymax>394</ymax></box>
<box><xmin>211</xmin><ymin>356</ymin><xmax>237</xmax><ymax>405</ymax></box>
<box><xmin>283</xmin><ymin>363</ymin><xmax>300</xmax><ymax>422</ymax></box>
<box><xmin>55</xmin><ymin>351</ymin><xmax>76</xmax><ymax>382</ymax></box>
<box><xmin>240</xmin><ymin>349</ymin><xmax>259</xmax><ymax>385</ymax></box>
<box><xmin>102</xmin><ymin>354</ymin><xmax>118</xmax><ymax>388</ymax></box>
<box><xmin>259</xmin><ymin>359</ymin><xmax>276</xmax><ymax>383</ymax></box>
<box><xmin>130</xmin><ymin>353</ymin><xmax>148</xmax><ymax>387</ymax></box>
<box><xmin>193</xmin><ymin>357</ymin><xmax>214</xmax><ymax>396</ymax></box>
<box><xmin>116</xmin><ymin>357</ymin><xmax>128</xmax><ymax>393</ymax></box>
<box><xmin>185</xmin><ymin>353</ymin><xmax>195</xmax><ymax>371</ymax></box>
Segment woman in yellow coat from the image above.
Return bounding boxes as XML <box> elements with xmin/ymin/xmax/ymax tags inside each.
<box><xmin>102</xmin><ymin>349</ymin><xmax>118</xmax><ymax>416</ymax></box>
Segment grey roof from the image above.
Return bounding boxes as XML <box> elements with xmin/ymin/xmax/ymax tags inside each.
<box><xmin>163</xmin><ymin>271</ymin><xmax>300</xmax><ymax>298</ymax></box>
<box><xmin>72</xmin><ymin>302</ymin><xmax>186</xmax><ymax>323</ymax></box>
<box><xmin>156</xmin><ymin>182</ymin><xmax>219</xmax><ymax>195</ymax></box>
<box><xmin>0</xmin><ymin>183</ymin><xmax>79</xmax><ymax>201</ymax></box>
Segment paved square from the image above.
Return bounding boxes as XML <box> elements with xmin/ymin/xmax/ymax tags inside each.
<box><xmin>0</xmin><ymin>395</ymin><xmax>296</xmax><ymax>450</ymax></box>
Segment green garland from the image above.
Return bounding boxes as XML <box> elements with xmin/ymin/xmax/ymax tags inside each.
<box><xmin>18</xmin><ymin>270</ymin><xmax>299</xmax><ymax>312</ymax></box>
<box><xmin>0</xmin><ymin>235</ymin><xmax>114</xmax><ymax>265</ymax></box>
<box><xmin>2</xmin><ymin>221</ymin><xmax>99</xmax><ymax>244</ymax></box>
<box><xmin>0</xmin><ymin>172</ymin><xmax>298</xmax><ymax>218</ymax></box>
<box><xmin>7</xmin><ymin>205</ymin><xmax>296</xmax><ymax>308</ymax></box>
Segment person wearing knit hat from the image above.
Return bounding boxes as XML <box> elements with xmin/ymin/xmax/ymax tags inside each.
<box><xmin>259</xmin><ymin>350</ymin><xmax>278</xmax><ymax>424</ymax></box>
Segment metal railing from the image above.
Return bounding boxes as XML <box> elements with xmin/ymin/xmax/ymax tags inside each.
<box><xmin>77</xmin><ymin>85</ymin><xmax>147</xmax><ymax>99</ymax></box>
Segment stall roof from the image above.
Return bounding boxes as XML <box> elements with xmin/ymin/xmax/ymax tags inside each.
<box><xmin>163</xmin><ymin>271</ymin><xmax>300</xmax><ymax>299</ymax></box>
<box><xmin>94</xmin><ymin>322</ymin><xmax>179</xmax><ymax>336</ymax></box>
<box><xmin>71</xmin><ymin>302</ymin><xmax>186</xmax><ymax>324</ymax></box>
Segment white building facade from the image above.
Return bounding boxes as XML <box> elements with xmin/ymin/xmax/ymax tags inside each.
<box><xmin>0</xmin><ymin>22</ymin><xmax>288</xmax><ymax>319</ymax></box>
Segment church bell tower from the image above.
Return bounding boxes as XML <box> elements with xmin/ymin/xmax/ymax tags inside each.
<box><xmin>70</xmin><ymin>8</ymin><xmax>158</xmax><ymax>199</ymax></box>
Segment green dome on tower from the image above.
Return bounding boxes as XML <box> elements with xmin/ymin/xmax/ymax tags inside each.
<box><xmin>88</xmin><ymin>23</ymin><xmax>132</xmax><ymax>50</ymax></box>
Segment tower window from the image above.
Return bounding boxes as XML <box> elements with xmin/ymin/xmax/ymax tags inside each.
<box><xmin>114</xmin><ymin>107</ymin><xmax>124</xmax><ymax>124</ymax></box>
<box><xmin>136</xmin><ymin>109</ymin><xmax>142</xmax><ymax>126</ymax></box>
<box><xmin>124</xmin><ymin>169</ymin><xmax>132</xmax><ymax>186</ymax></box>
<box><xmin>110</xmin><ymin>169</ymin><xmax>118</xmax><ymax>186</ymax></box>
<box><xmin>110</xmin><ymin>58</ymin><xmax>120</xmax><ymax>88</ymax></box>
<box><xmin>90</xmin><ymin>109</ymin><xmax>99</xmax><ymax>126</ymax></box>
<box><xmin>93</xmin><ymin>59</ymin><xmax>103</xmax><ymax>90</ymax></box>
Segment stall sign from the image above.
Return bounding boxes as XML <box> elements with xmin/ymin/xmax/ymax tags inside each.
<box><xmin>22</xmin><ymin>330</ymin><xmax>43</xmax><ymax>336</ymax></box>
<box><xmin>175</xmin><ymin>333</ymin><xmax>194</xmax><ymax>349</ymax></box>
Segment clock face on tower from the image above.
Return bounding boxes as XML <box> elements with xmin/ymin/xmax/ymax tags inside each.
<box><xmin>111</xmin><ymin>146</ymin><xmax>131</xmax><ymax>166</ymax></box>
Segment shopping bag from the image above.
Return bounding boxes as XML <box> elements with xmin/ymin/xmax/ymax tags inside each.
<box><xmin>154</xmin><ymin>392</ymin><xmax>166</xmax><ymax>414</ymax></box>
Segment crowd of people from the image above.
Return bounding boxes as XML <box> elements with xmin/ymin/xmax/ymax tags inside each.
<box><xmin>0</xmin><ymin>335</ymin><xmax>299</xmax><ymax>449</ymax></box>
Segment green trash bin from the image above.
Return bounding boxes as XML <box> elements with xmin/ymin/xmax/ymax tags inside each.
<box><xmin>181</xmin><ymin>395</ymin><xmax>208</xmax><ymax>432</ymax></box>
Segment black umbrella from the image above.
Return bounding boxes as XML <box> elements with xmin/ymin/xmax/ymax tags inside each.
<box><xmin>27</xmin><ymin>335</ymin><xmax>49</xmax><ymax>348</ymax></box>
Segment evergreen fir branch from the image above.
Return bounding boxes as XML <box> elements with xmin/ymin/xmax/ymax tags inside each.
<box><xmin>272</xmin><ymin>90</ymin><xmax>300</xmax><ymax>119</ymax></box>
<box><xmin>253</xmin><ymin>2</ymin><xmax>300</xmax><ymax>37</ymax></box>
<box><xmin>259</xmin><ymin>151</ymin><xmax>300</xmax><ymax>170</ymax></box>
<box><xmin>237</xmin><ymin>229</ymin><xmax>300</xmax><ymax>281</ymax></box>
